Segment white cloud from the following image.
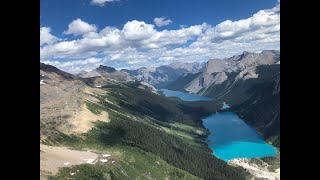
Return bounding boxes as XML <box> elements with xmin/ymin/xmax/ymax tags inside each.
<box><xmin>40</xmin><ymin>27</ymin><xmax>58</xmax><ymax>46</ymax></box>
<box><xmin>179</xmin><ymin>25</ymin><xmax>187</xmax><ymax>28</ymax></box>
<box><xmin>122</xmin><ymin>20</ymin><xmax>157</xmax><ymax>41</ymax></box>
<box><xmin>41</xmin><ymin>5</ymin><xmax>280</xmax><ymax>73</ymax></box>
<box><xmin>41</xmin><ymin>20</ymin><xmax>206</xmax><ymax>59</ymax></box>
<box><xmin>64</xmin><ymin>18</ymin><xmax>97</xmax><ymax>36</ymax></box>
<box><xmin>42</xmin><ymin>57</ymin><xmax>104</xmax><ymax>73</ymax></box>
<box><xmin>90</xmin><ymin>0</ymin><xmax>118</xmax><ymax>6</ymax></box>
<box><xmin>191</xmin><ymin>4</ymin><xmax>280</xmax><ymax>52</ymax></box>
<box><xmin>202</xmin><ymin>6</ymin><xmax>280</xmax><ymax>43</ymax></box>
<box><xmin>154</xmin><ymin>17</ymin><xmax>172</xmax><ymax>27</ymax></box>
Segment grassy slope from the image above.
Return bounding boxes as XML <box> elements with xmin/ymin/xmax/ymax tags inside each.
<box><xmin>49</xmin><ymin>147</ymin><xmax>200</xmax><ymax>180</ymax></box>
<box><xmin>46</xmin><ymin>81</ymin><xmax>248</xmax><ymax>180</ymax></box>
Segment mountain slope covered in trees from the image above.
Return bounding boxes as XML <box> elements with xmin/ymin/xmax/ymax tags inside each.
<box><xmin>165</xmin><ymin>51</ymin><xmax>280</xmax><ymax>147</ymax></box>
<box><xmin>40</xmin><ymin>63</ymin><xmax>249</xmax><ymax>180</ymax></box>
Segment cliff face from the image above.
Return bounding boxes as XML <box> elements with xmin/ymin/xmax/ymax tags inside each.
<box><xmin>123</xmin><ymin>62</ymin><xmax>205</xmax><ymax>88</ymax></box>
<box><xmin>180</xmin><ymin>50</ymin><xmax>280</xmax><ymax>96</ymax></box>
<box><xmin>40</xmin><ymin>63</ymin><xmax>109</xmax><ymax>138</ymax></box>
<box><xmin>77</xmin><ymin>65</ymin><xmax>132</xmax><ymax>81</ymax></box>
<box><xmin>231</xmin><ymin>66</ymin><xmax>280</xmax><ymax>147</ymax></box>
<box><xmin>165</xmin><ymin>51</ymin><xmax>280</xmax><ymax>147</ymax></box>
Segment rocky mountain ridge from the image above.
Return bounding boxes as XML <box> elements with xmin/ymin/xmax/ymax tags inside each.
<box><xmin>165</xmin><ymin>50</ymin><xmax>280</xmax><ymax>146</ymax></box>
<box><xmin>122</xmin><ymin>62</ymin><xmax>206</xmax><ymax>88</ymax></box>
<box><xmin>182</xmin><ymin>50</ymin><xmax>280</xmax><ymax>95</ymax></box>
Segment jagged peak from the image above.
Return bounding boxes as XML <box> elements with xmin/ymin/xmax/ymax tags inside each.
<box><xmin>96</xmin><ymin>65</ymin><xmax>117</xmax><ymax>73</ymax></box>
<box><xmin>40</xmin><ymin>62</ymin><xmax>79</xmax><ymax>80</ymax></box>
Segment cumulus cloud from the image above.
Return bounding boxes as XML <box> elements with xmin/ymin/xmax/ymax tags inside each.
<box><xmin>90</xmin><ymin>0</ymin><xmax>118</xmax><ymax>6</ymax></box>
<box><xmin>154</xmin><ymin>17</ymin><xmax>172</xmax><ymax>27</ymax></box>
<box><xmin>179</xmin><ymin>25</ymin><xmax>187</xmax><ymax>28</ymax></box>
<box><xmin>42</xmin><ymin>57</ymin><xmax>104</xmax><ymax>73</ymax></box>
<box><xmin>41</xmin><ymin>5</ymin><xmax>280</xmax><ymax>73</ymax></box>
<box><xmin>122</xmin><ymin>20</ymin><xmax>157</xmax><ymax>41</ymax></box>
<box><xmin>40</xmin><ymin>27</ymin><xmax>58</xmax><ymax>46</ymax></box>
<box><xmin>201</xmin><ymin>6</ymin><xmax>280</xmax><ymax>43</ymax></box>
<box><xmin>41</xmin><ymin>20</ymin><xmax>206</xmax><ymax>59</ymax></box>
<box><xmin>64</xmin><ymin>18</ymin><xmax>97</xmax><ymax>36</ymax></box>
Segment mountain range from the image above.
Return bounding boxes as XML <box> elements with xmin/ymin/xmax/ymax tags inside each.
<box><xmin>166</xmin><ymin>50</ymin><xmax>279</xmax><ymax>95</ymax></box>
<box><xmin>40</xmin><ymin>61</ymin><xmax>249</xmax><ymax>180</ymax></box>
<box><xmin>40</xmin><ymin>50</ymin><xmax>280</xmax><ymax>180</ymax></box>
<box><xmin>77</xmin><ymin>62</ymin><xmax>205</xmax><ymax>88</ymax></box>
<box><xmin>165</xmin><ymin>50</ymin><xmax>280</xmax><ymax>147</ymax></box>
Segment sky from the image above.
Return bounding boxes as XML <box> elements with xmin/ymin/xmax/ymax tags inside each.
<box><xmin>40</xmin><ymin>0</ymin><xmax>280</xmax><ymax>73</ymax></box>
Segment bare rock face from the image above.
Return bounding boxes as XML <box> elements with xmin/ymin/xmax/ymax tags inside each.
<box><xmin>137</xmin><ymin>81</ymin><xmax>159</xmax><ymax>94</ymax></box>
<box><xmin>228</xmin><ymin>156</ymin><xmax>280</xmax><ymax>180</ymax></box>
<box><xmin>212</xmin><ymin>72</ymin><xmax>228</xmax><ymax>85</ymax></box>
<box><xmin>184</xmin><ymin>75</ymin><xmax>203</xmax><ymax>93</ymax></box>
<box><xmin>77</xmin><ymin>65</ymin><xmax>132</xmax><ymax>81</ymax></box>
<box><xmin>96</xmin><ymin>65</ymin><xmax>116</xmax><ymax>73</ymax></box>
<box><xmin>78</xmin><ymin>70</ymin><xmax>101</xmax><ymax>78</ymax></box>
<box><xmin>184</xmin><ymin>50</ymin><xmax>280</xmax><ymax>94</ymax></box>
<box><xmin>77</xmin><ymin>62</ymin><xmax>205</xmax><ymax>88</ymax></box>
<box><xmin>123</xmin><ymin>62</ymin><xmax>205</xmax><ymax>88</ymax></box>
<box><xmin>40</xmin><ymin>63</ymin><xmax>108</xmax><ymax>139</ymax></box>
<box><xmin>83</xmin><ymin>76</ymin><xmax>112</xmax><ymax>87</ymax></box>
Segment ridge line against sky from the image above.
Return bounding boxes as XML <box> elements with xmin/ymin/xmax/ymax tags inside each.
<box><xmin>40</xmin><ymin>0</ymin><xmax>280</xmax><ymax>73</ymax></box>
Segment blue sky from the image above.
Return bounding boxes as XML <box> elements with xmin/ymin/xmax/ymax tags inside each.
<box><xmin>40</xmin><ymin>0</ymin><xmax>280</xmax><ymax>72</ymax></box>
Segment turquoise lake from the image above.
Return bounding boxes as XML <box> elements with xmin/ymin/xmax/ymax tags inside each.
<box><xmin>160</xmin><ymin>89</ymin><xmax>277</xmax><ymax>161</ymax></box>
<box><xmin>159</xmin><ymin>89</ymin><xmax>213</xmax><ymax>101</ymax></box>
<box><xmin>203</xmin><ymin>112</ymin><xmax>277</xmax><ymax>161</ymax></box>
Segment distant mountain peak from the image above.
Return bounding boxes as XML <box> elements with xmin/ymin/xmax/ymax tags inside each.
<box><xmin>172</xmin><ymin>50</ymin><xmax>280</xmax><ymax>95</ymax></box>
<box><xmin>242</xmin><ymin>51</ymin><xmax>251</xmax><ymax>55</ymax></box>
<box><xmin>237</xmin><ymin>51</ymin><xmax>254</xmax><ymax>61</ymax></box>
<box><xmin>96</xmin><ymin>65</ymin><xmax>117</xmax><ymax>73</ymax></box>
<box><xmin>40</xmin><ymin>62</ymin><xmax>79</xmax><ymax>81</ymax></box>
<box><xmin>40</xmin><ymin>62</ymin><xmax>59</xmax><ymax>72</ymax></box>
<box><xmin>261</xmin><ymin>49</ymin><xmax>279</xmax><ymax>54</ymax></box>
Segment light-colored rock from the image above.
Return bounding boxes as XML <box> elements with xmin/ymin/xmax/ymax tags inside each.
<box><xmin>124</xmin><ymin>62</ymin><xmax>205</xmax><ymax>87</ymax></box>
<box><xmin>183</xmin><ymin>50</ymin><xmax>280</xmax><ymax>94</ymax></box>
<box><xmin>138</xmin><ymin>81</ymin><xmax>159</xmax><ymax>94</ymax></box>
<box><xmin>40</xmin><ymin>63</ymin><xmax>109</xmax><ymax>138</ymax></box>
<box><xmin>228</xmin><ymin>158</ymin><xmax>280</xmax><ymax>180</ymax></box>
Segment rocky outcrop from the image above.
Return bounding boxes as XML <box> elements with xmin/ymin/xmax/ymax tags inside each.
<box><xmin>77</xmin><ymin>65</ymin><xmax>132</xmax><ymax>81</ymax></box>
<box><xmin>137</xmin><ymin>81</ymin><xmax>159</xmax><ymax>94</ymax></box>
<box><xmin>228</xmin><ymin>155</ymin><xmax>280</xmax><ymax>180</ymax></box>
<box><xmin>40</xmin><ymin>63</ymin><xmax>109</xmax><ymax>138</ymax></box>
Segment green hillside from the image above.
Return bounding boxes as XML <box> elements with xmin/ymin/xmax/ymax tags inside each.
<box><xmin>45</xmin><ymin>81</ymin><xmax>248</xmax><ymax>180</ymax></box>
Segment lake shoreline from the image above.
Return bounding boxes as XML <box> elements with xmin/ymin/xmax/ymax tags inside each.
<box><xmin>159</xmin><ymin>88</ymin><xmax>279</xmax><ymax>175</ymax></box>
<box><xmin>227</xmin><ymin>152</ymin><xmax>280</xmax><ymax>180</ymax></box>
<box><xmin>202</xmin><ymin>112</ymin><xmax>277</xmax><ymax>161</ymax></box>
